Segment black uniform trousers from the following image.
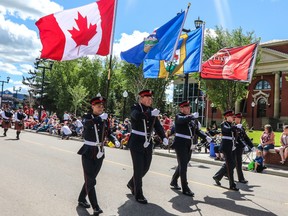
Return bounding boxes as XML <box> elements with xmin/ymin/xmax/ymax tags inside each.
<box><xmin>214</xmin><ymin>146</ymin><xmax>244</xmax><ymax>182</ymax></box>
<box><xmin>214</xmin><ymin>147</ymin><xmax>236</xmax><ymax>188</ymax></box>
<box><xmin>128</xmin><ymin>148</ymin><xmax>152</xmax><ymax>198</ymax></box>
<box><xmin>171</xmin><ymin>143</ymin><xmax>192</xmax><ymax>191</ymax></box>
<box><xmin>234</xmin><ymin>146</ymin><xmax>245</xmax><ymax>181</ymax></box>
<box><xmin>78</xmin><ymin>155</ymin><xmax>104</xmax><ymax>209</ymax></box>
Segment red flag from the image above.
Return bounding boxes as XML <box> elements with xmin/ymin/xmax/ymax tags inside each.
<box><xmin>36</xmin><ymin>0</ymin><xmax>116</xmax><ymax>61</ymax></box>
<box><xmin>201</xmin><ymin>43</ymin><xmax>258</xmax><ymax>82</ymax></box>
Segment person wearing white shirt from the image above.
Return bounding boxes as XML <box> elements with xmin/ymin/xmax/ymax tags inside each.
<box><xmin>73</xmin><ymin>117</ymin><xmax>83</xmax><ymax>136</ymax></box>
<box><xmin>63</xmin><ymin>111</ymin><xmax>70</xmax><ymax>122</ymax></box>
<box><xmin>61</xmin><ymin>123</ymin><xmax>72</xmax><ymax>140</ymax></box>
<box><xmin>1</xmin><ymin>104</ymin><xmax>13</xmax><ymax>136</ymax></box>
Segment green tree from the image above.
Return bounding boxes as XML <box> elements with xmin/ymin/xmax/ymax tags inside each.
<box><xmin>201</xmin><ymin>26</ymin><xmax>260</xmax><ymax>112</ymax></box>
<box><xmin>120</xmin><ymin>62</ymin><xmax>172</xmax><ymax>112</ymax></box>
<box><xmin>67</xmin><ymin>82</ymin><xmax>89</xmax><ymax>115</ymax></box>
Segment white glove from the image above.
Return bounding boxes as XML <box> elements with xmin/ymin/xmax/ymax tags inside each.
<box><xmin>192</xmin><ymin>112</ymin><xmax>199</xmax><ymax>119</ymax></box>
<box><xmin>206</xmin><ymin>136</ymin><xmax>212</xmax><ymax>143</ymax></box>
<box><xmin>100</xmin><ymin>113</ymin><xmax>108</xmax><ymax>120</ymax></box>
<box><xmin>115</xmin><ymin>140</ymin><xmax>120</xmax><ymax>148</ymax></box>
<box><xmin>236</xmin><ymin>124</ymin><xmax>242</xmax><ymax>129</ymax></box>
<box><xmin>163</xmin><ymin>138</ymin><xmax>169</xmax><ymax>146</ymax></box>
<box><xmin>151</xmin><ymin>109</ymin><xmax>160</xmax><ymax>117</ymax></box>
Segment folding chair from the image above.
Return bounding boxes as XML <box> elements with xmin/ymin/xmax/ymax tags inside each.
<box><xmin>242</xmin><ymin>146</ymin><xmax>254</xmax><ymax>163</ymax></box>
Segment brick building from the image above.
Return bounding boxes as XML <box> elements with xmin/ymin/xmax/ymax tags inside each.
<box><xmin>173</xmin><ymin>40</ymin><xmax>288</xmax><ymax>130</ymax></box>
<box><xmin>207</xmin><ymin>40</ymin><xmax>288</xmax><ymax>130</ymax></box>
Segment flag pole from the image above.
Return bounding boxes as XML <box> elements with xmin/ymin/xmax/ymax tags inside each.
<box><xmin>241</xmin><ymin>90</ymin><xmax>250</xmax><ymax>114</ymax></box>
<box><xmin>166</xmin><ymin>3</ymin><xmax>191</xmax><ymax>87</ymax></box>
<box><xmin>106</xmin><ymin>0</ymin><xmax>118</xmax><ymax>101</ymax></box>
<box><xmin>169</xmin><ymin>3</ymin><xmax>191</xmax><ymax>63</ymax></box>
<box><xmin>195</xmin><ymin>23</ymin><xmax>205</xmax><ymax>128</ymax></box>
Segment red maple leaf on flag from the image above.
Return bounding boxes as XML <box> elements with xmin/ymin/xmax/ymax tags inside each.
<box><xmin>68</xmin><ymin>12</ymin><xmax>97</xmax><ymax>47</ymax></box>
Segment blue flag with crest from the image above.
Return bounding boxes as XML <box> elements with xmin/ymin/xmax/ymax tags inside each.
<box><xmin>120</xmin><ymin>11</ymin><xmax>186</xmax><ymax>66</ymax></box>
<box><xmin>143</xmin><ymin>26</ymin><xmax>204</xmax><ymax>78</ymax></box>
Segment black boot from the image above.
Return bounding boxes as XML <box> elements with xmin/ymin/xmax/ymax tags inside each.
<box><xmin>182</xmin><ymin>187</ymin><xmax>194</xmax><ymax>197</ymax></box>
<box><xmin>93</xmin><ymin>205</ymin><xmax>103</xmax><ymax>215</ymax></box>
<box><xmin>170</xmin><ymin>181</ymin><xmax>181</xmax><ymax>190</ymax></box>
<box><xmin>16</xmin><ymin>131</ymin><xmax>20</xmax><ymax>140</ymax></box>
<box><xmin>3</xmin><ymin>129</ymin><xmax>7</xmax><ymax>136</ymax></box>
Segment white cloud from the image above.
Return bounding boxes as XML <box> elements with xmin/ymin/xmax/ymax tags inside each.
<box><xmin>205</xmin><ymin>28</ymin><xmax>217</xmax><ymax>38</ymax></box>
<box><xmin>0</xmin><ymin>61</ymin><xmax>22</xmax><ymax>75</ymax></box>
<box><xmin>113</xmin><ymin>30</ymin><xmax>149</xmax><ymax>58</ymax></box>
<box><xmin>0</xmin><ymin>13</ymin><xmax>41</xmax><ymax>64</ymax></box>
<box><xmin>0</xmin><ymin>0</ymin><xmax>63</xmax><ymax>20</ymax></box>
<box><xmin>19</xmin><ymin>64</ymin><xmax>34</xmax><ymax>74</ymax></box>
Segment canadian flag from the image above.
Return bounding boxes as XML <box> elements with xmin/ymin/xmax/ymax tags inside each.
<box><xmin>36</xmin><ymin>0</ymin><xmax>116</xmax><ymax>61</ymax></box>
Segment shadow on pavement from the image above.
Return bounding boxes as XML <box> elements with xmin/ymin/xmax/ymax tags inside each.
<box><xmin>76</xmin><ymin>206</ymin><xmax>91</xmax><ymax>216</ymax></box>
<box><xmin>169</xmin><ymin>190</ymin><xmax>201</xmax><ymax>214</ymax></box>
<box><xmin>3</xmin><ymin>138</ymin><xmax>18</xmax><ymax>141</ymax></box>
<box><xmin>203</xmin><ymin>195</ymin><xmax>277</xmax><ymax>216</ymax></box>
<box><xmin>118</xmin><ymin>194</ymin><xmax>178</xmax><ymax>216</ymax></box>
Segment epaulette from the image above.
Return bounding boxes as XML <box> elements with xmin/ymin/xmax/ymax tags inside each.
<box><xmin>83</xmin><ymin>113</ymin><xmax>92</xmax><ymax>119</ymax></box>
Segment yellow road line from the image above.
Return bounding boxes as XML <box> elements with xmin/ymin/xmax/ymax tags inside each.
<box><xmin>106</xmin><ymin>159</ymin><xmax>222</xmax><ymax>190</ymax></box>
<box><xmin>22</xmin><ymin>138</ymin><xmax>222</xmax><ymax>191</ymax></box>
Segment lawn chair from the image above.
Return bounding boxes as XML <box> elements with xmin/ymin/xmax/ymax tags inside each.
<box><xmin>242</xmin><ymin>145</ymin><xmax>254</xmax><ymax>163</ymax></box>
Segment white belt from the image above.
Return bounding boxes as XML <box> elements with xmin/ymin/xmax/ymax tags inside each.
<box><xmin>131</xmin><ymin>129</ymin><xmax>146</xmax><ymax>136</ymax></box>
<box><xmin>175</xmin><ymin>133</ymin><xmax>191</xmax><ymax>140</ymax></box>
<box><xmin>84</xmin><ymin>140</ymin><xmax>101</xmax><ymax>146</ymax></box>
<box><xmin>222</xmin><ymin>136</ymin><xmax>234</xmax><ymax>140</ymax></box>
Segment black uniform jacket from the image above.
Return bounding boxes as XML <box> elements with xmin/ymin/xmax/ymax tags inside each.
<box><xmin>16</xmin><ymin>112</ymin><xmax>27</xmax><ymax>120</ymax></box>
<box><xmin>77</xmin><ymin>113</ymin><xmax>117</xmax><ymax>159</ymax></box>
<box><xmin>236</xmin><ymin>126</ymin><xmax>254</xmax><ymax>149</ymax></box>
<box><xmin>220</xmin><ymin>121</ymin><xmax>237</xmax><ymax>152</ymax></box>
<box><xmin>172</xmin><ymin>113</ymin><xmax>207</xmax><ymax>148</ymax></box>
<box><xmin>127</xmin><ymin>103</ymin><xmax>166</xmax><ymax>152</ymax></box>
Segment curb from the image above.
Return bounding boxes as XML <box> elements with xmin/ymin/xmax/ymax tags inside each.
<box><xmin>25</xmin><ymin>130</ymin><xmax>288</xmax><ymax>178</ymax></box>
<box><xmin>153</xmin><ymin>151</ymin><xmax>288</xmax><ymax>178</ymax></box>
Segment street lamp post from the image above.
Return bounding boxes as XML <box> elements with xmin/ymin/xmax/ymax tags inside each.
<box><xmin>13</xmin><ymin>86</ymin><xmax>22</xmax><ymax>108</ymax></box>
<box><xmin>122</xmin><ymin>90</ymin><xmax>128</xmax><ymax>122</ymax></box>
<box><xmin>210</xmin><ymin>103</ymin><xmax>215</xmax><ymax>125</ymax></box>
<box><xmin>251</xmin><ymin>101</ymin><xmax>256</xmax><ymax>130</ymax></box>
<box><xmin>0</xmin><ymin>76</ymin><xmax>10</xmax><ymax>108</ymax></box>
<box><xmin>34</xmin><ymin>58</ymin><xmax>54</xmax><ymax>121</ymax></box>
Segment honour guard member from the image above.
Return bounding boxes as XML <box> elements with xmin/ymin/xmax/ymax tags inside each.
<box><xmin>77</xmin><ymin>96</ymin><xmax>120</xmax><ymax>216</ymax></box>
<box><xmin>1</xmin><ymin>104</ymin><xmax>13</xmax><ymax>136</ymax></box>
<box><xmin>127</xmin><ymin>90</ymin><xmax>168</xmax><ymax>204</ymax></box>
<box><xmin>213</xmin><ymin>110</ymin><xmax>239</xmax><ymax>191</ymax></box>
<box><xmin>170</xmin><ymin>101</ymin><xmax>212</xmax><ymax>196</ymax></box>
<box><xmin>14</xmin><ymin>106</ymin><xmax>28</xmax><ymax>139</ymax></box>
<box><xmin>234</xmin><ymin>112</ymin><xmax>254</xmax><ymax>183</ymax></box>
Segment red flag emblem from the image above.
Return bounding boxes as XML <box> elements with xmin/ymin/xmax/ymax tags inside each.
<box><xmin>201</xmin><ymin>43</ymin><xmax>258</xmax><ymax>82</ymax></box>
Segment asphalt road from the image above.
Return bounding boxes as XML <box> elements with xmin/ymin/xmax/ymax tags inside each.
<box><xmin>0</xmin><ymin>130</ymin><xmax>287</xmax><ymax>216</ymax></box>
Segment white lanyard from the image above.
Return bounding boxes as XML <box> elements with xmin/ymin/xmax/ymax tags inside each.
<box><xmin>91</xmin><ymin>115</ymin><xmax>104</xmax><ymax>159</ymax></box>
<box><xmin>139</xmin><ymin>103</ymin><xmax>150</xmax><ymax>148</ymax></box>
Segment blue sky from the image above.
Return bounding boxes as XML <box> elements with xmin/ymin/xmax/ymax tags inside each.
<box><xmin>0</xmin><ymin>0</ymin><xmax>287</xmax><ymax>94</ymax></box>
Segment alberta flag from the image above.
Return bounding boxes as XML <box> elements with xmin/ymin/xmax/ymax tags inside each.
<box><xmin>143</xmin><ymin>26</ymin><xmax>204</xmax><ymax>78</ymax></box>
<box><xmin>36</xmin><ymin>0</ymin><xmax>116</xmax><ymax>61</ymax></box>
<box><xmin>120</xmin><ymin>11</ymin><xmax>186</xmax><ymax>66</ymax></box>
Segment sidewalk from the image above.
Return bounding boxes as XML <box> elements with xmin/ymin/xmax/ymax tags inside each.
<box><xmin>25</xmin><ymin>129</ymin><xmax>288</xmax><ymax>178</ymax></box>
<box><xmin>153</xmin><ymin>148</ymin><xmax>288</xmax><ymax>178</ymax></box>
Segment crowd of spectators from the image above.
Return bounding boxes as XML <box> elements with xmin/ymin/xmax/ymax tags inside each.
<box><xmin>2</xmin><ymin>106</ymin><xmax>288</xmax><ymax>167</ymax></box>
